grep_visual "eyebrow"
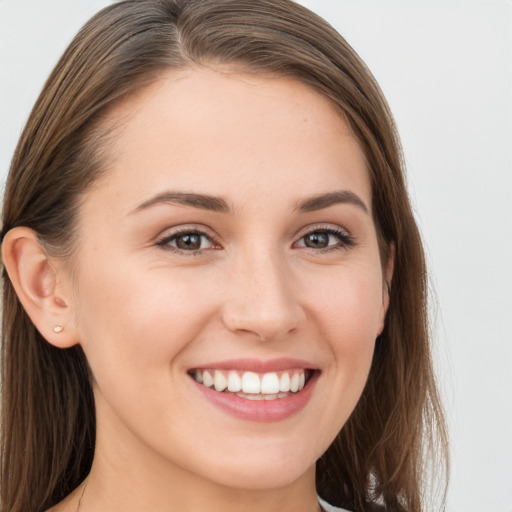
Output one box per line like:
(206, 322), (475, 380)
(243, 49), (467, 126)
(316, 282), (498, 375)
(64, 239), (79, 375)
(131, 189), (368, 215)
(131, 191), (230, 214)
(295, 190), (369, 214)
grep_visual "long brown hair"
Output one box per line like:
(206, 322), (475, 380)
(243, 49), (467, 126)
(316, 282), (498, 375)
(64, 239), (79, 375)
(1, 1), (448, 511)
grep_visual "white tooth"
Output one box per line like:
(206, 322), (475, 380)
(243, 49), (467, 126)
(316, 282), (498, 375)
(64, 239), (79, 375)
(290, 373), (300, 392)
(237, 392), (265, 400)
(195, 370), (203, 384)
(279, 372), (291, 392)
(227, 371), (242, 392)
(242, 372), (261, 393)
(298, 372), (305, 390)
(264, 394), (278, 400)
(277, 392), (289, 399)
(261, 372), (280, 394)
(203, 370), (214, 387)
(214, 370), (227, 392)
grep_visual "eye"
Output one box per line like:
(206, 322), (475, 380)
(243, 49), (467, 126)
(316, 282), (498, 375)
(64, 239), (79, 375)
(295, 227), (354, 252)
(156, 229), (217, 253)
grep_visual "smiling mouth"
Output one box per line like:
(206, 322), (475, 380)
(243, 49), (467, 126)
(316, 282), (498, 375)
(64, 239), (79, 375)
(188, 368), (313, 400)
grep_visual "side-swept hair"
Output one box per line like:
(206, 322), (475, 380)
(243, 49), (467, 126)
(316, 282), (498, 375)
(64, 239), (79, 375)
(1, 1), (448, 511)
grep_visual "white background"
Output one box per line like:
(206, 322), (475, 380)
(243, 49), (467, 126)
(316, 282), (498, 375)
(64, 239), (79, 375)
(1, 1), (511, 511)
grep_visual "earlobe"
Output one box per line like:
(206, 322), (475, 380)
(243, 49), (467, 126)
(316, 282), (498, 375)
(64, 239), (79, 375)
(1, 227), (79, 348)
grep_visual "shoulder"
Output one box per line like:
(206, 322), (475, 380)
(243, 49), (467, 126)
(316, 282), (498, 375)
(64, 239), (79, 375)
(319, 497), (350, 512)
(320, 497), (387, 512)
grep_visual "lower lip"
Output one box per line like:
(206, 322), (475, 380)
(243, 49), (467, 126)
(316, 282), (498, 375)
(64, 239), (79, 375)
(191, 372), (318, 423)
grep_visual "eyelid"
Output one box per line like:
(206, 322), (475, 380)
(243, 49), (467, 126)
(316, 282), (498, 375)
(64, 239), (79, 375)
(294, 223), (351, 239)
(293, 223), (355, 251)
(155, 224), (221, 253)
(154, 222), (354, 255)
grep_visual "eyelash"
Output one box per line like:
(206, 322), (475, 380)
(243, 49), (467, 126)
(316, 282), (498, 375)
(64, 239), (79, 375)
(156, 226), (218, 255)
(156, 225), (355, 255)
(295, 225), (355, 253)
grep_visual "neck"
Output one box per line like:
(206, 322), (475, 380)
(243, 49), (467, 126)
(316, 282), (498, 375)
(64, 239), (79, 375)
(76, 406), (321, 512)
(79, 461), (320, 512)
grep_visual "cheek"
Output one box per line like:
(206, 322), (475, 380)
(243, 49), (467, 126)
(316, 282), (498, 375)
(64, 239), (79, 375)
(294, 207), (389, 357)
(305, 263), (383, 428)
(311, 263), (385, 351)
(74, 253), (217, 387)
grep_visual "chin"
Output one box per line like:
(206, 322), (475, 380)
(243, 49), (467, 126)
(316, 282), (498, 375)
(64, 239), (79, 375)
(187, 437), (320, 491)
(207, 460), (313, 491)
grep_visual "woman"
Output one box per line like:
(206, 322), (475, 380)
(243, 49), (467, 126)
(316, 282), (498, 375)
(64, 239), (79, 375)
(0, 1), (448, 511)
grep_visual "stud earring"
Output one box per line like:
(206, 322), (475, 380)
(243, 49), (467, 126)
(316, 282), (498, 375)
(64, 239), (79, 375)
(53, 325), (64, 333)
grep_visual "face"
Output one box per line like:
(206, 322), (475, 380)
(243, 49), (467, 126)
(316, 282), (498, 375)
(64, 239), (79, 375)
(69, 68), (390, 490)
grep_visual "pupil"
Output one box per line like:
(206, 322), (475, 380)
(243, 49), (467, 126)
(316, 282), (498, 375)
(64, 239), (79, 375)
(305, 232), (328, 248)
(176, 234), (201, 250)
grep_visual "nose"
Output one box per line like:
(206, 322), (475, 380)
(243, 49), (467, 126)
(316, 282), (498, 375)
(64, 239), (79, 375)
(221, 248), (305, 342)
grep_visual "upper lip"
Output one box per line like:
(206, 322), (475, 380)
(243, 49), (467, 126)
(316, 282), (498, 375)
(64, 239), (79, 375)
(189, 358), (319, 373)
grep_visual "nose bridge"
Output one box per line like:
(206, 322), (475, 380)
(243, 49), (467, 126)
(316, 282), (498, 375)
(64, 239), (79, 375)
(222, 242), (304, 341)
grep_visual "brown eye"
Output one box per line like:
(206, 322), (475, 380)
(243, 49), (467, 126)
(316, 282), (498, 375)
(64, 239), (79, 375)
(295, 227), (355, 252)
(175, 233), (203, 250)
(157, 230), (214, 252)
(303, 232), (330, 249)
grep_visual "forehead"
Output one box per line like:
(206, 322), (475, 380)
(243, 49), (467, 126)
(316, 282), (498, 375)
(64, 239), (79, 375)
(86, 67), (371, 216)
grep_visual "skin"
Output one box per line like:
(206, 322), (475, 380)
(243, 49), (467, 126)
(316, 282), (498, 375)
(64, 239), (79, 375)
(4, 68), (392, 512)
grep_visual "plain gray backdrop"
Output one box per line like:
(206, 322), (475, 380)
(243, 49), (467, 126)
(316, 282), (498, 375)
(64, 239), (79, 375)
(1, 1), (511, 511)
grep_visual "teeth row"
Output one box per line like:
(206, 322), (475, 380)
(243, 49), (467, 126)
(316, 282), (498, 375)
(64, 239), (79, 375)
(193, 369), (307, 394)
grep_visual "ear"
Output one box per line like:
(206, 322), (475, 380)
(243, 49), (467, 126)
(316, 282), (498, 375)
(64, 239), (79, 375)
(378, 242), (395, 335)
(2, 227), (79, 348)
